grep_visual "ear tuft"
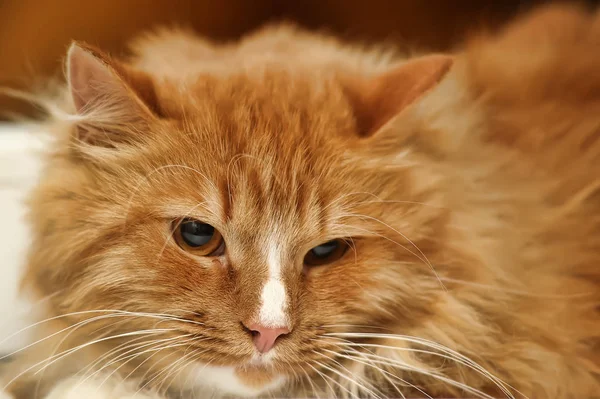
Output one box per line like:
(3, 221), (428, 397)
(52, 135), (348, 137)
(348, 54), (454, 137)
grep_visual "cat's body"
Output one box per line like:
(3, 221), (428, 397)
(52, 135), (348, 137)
(2, 4), (599, 399)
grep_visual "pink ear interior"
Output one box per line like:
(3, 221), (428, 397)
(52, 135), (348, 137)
(67, 44), (124, 113)
(350, 54), (454, 136)
(65, 43), (162, 148)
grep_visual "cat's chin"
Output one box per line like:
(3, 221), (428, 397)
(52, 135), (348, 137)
(180, 362), (286, 397)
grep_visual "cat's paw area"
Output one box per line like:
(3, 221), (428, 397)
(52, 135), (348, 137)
(44, 377), (162, 399)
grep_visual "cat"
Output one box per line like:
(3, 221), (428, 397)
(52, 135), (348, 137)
(1, 3), (599, 399)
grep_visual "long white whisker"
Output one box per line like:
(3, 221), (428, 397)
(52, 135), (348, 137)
(35, 329), (177, 375)
(322, 341), (455, 371)
(76, 333), (163, 379)
(0, 310), (132, 352)
(342, 214), (446, 291)
(326, 332), (518, 399)
(324, 191), (445, 219)
(312, 350), (382, 399)
(95, 338), (201, 394)
(136, 345), (205, 394)
(3, 328), (174, 391)
(341, 350), (498, 399)
(321, 347), (430, 399)
(0, 309), (205, 361)
(152, 338), (199, 392)
(307, 362), (354, 399)
(81, 335), (196, 389)
(321, 324), (392, 331)
(155, 346), (205, 395)
(300, 364), (323, 398)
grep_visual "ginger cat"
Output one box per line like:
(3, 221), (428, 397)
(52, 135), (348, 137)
(2, 3), (599, 399)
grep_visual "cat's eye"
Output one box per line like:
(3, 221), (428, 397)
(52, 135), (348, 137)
(304, 239), (349, 266)
(173, 218), (225, 256)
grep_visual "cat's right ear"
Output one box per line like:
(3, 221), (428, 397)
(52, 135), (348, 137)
(346, 54), (454, 138)
(66, 42), (160, 147)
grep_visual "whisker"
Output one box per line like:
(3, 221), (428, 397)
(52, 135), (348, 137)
(321, 347), (430, 399)
(0, 310), (129, 351)
(341, 350), (499, 399)
(299, 363), (323, 399)
(319, 340), (455, 372)
(306, 362), (353, 399)
(321, 324), (392, 332)
(0, 309), (206, 360)
(137, 346), (205, 395)
(313, 352), (382, 399)
(35, 329), (177, 376)
(102, 340), (200, 395)
(77, 326), (183, 373)
(325, 332), (518, 399)
(156, 347), (205, 395)
(32, 314), (151, 397)
(80, 335), (196, 389)
(3, 328), (174, 391)
(324, 191), (445, 216)
(152, 338), (199, 393)
(343, 214), (446, 291)
(71, 334), (156, 384)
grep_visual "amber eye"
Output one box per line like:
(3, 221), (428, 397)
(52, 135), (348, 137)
(174, 218), (225, 256)
(304, 239), (349, 266)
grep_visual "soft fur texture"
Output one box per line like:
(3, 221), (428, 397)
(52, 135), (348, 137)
(2, 4), (599, 399)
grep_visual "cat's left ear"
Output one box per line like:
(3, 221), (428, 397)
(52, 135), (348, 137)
(347, 54), (454, 137)
(66, 42), (160, 147)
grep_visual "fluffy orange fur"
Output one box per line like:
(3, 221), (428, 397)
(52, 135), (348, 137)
(2, 3), (599, 398)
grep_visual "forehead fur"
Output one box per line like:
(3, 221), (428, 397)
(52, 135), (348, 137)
(121, 64), (417, 237)
(154, 65), (359, 176)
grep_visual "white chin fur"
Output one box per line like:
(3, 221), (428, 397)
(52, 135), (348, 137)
(41, 364), (285, 399)
(177, 362), (287, 397)
(44, 376), (161, 399)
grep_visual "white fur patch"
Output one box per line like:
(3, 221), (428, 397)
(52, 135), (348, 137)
(183, 363), (286, 397)
(258, 242), (288, 327)
(259, 279), (287, 326)
(44, 376), (160, 399)
(250, 348), (276, 365)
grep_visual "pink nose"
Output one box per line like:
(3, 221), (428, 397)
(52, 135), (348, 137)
(245, 323), (290, 353)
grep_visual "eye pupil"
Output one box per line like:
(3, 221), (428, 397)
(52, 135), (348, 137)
(304, 239), (348, 267)
(311, 240), (338, 258)
(173, 218), (224, 256)
(181, 221), (214, 247)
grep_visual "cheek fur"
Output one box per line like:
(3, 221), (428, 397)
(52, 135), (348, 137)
(301, 238), (442, 328)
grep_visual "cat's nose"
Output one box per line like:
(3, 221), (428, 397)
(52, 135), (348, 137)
(244, 322), (290, 353)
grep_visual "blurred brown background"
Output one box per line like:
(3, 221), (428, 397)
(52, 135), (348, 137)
(0, 0), (596, 118)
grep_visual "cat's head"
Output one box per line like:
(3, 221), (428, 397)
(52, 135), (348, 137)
(24, 39), (457, 396)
